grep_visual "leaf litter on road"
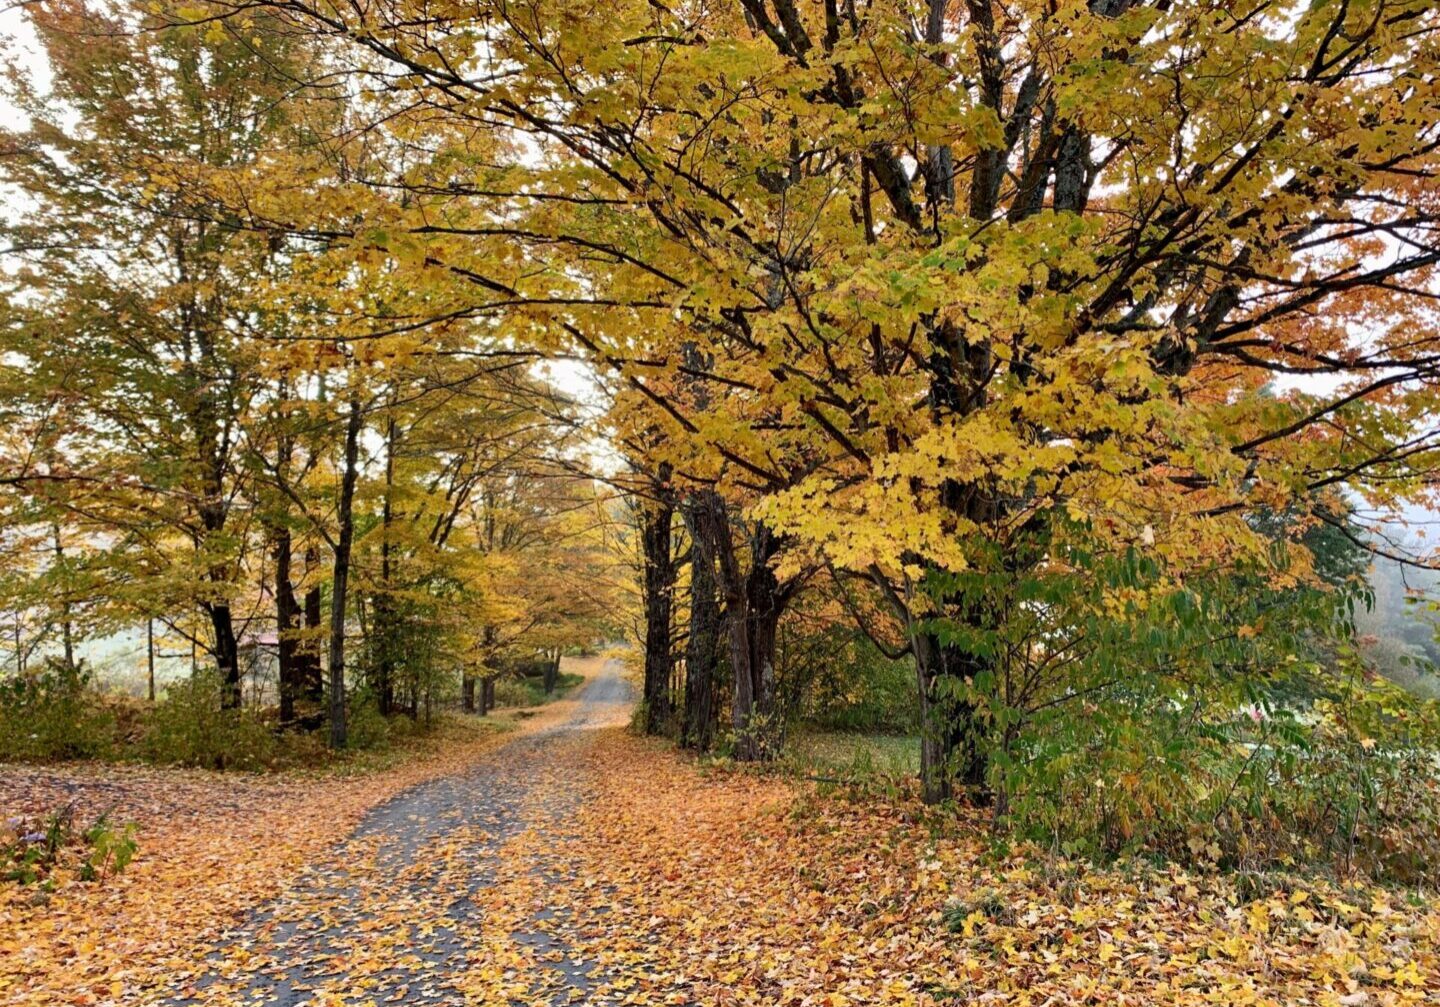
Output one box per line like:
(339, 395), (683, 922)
(4, 661), (1437, 1007)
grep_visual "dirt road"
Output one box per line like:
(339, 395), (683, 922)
(171, 660), (634, 1006)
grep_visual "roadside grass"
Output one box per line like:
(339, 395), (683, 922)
(313, 710), (519, 777)
(1, 660), (598, 776)
(782, 729), (920, 783)
(493, 671), (586, 710)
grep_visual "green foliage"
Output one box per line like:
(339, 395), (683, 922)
(78, 813), (139, 881)
(785, 731), (919, 782)
(493, 672), (583, 709)
(1007, 671), (1440, 885)
(2, 803), (138, 887)
(1252, 680), (1440, 884)
(0, 659), (116, 761)
(955, 528), (1440, 884)
(795, 635), (917, 734)
(343, 691), (394, 751)
(141, 672), (282, 770)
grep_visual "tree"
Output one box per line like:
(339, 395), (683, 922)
(197, 0), (1440, 796)
(679, 497), (724, 751)
(0, 0), (338, 708)
(636, 466), (678, 735)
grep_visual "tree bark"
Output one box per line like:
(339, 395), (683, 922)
(272, 525), (302, 724)
(462, 672), (477, 713)
(543, 648), (560, 695)
(372, 408), (397, 716)
(300, 547), (324, 705)
(146, 618), (156, 702)
(208, 603), (241, 709)
(910, 629), (987, 804)
(640, 475), (676, 735)
(326, 394), (363, 749)
(692, 493), (790, 761)
(680, 498), (721, 751)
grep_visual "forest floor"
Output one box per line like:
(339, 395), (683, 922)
(3, 659), (1438, 1007)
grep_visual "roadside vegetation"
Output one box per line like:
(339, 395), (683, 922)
(2, 0), (1440, 1002)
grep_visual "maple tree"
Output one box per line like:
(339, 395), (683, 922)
(142, 0), (1440, 799)
(0, 0), (304, 707)
(6, 2), (1440, 1002)
(0, 0), (619, 753)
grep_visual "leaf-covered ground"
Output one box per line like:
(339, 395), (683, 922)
(3, 660), (1437, 1006)
(0, 658), (607, 1007)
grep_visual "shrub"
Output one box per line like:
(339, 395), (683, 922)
(78, 812), (138, 881)
(493, 671), (583, 709)
(1249, 683), (1440, 883)
(2, 803), (137, 887)
(142, 671), (280, 770)
(952, 531), (1440, 886)
(0, 659), (116, 761)
(798, 638), (917, 734)
(998, 668), (1440, 885)
(344, 692), (393, 750)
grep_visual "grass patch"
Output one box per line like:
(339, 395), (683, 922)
(783, 730), (919, 781)
(492, 671), (585, 709)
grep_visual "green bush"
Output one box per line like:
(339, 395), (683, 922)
(931, 528), (1440, 886)
(997, 660), (1440, 885)
(344, 692), (393, 750)
(142, 671), (280, 770)
(2, 803), (137, 887)
(0, 659), (116, 761)
(493, 672), (583, 708)
(1248, 684), (1440, 883)
(797, 636), (917, 734)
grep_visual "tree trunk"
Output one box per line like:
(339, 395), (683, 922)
(462, 672), (477, 713)
(692, 493), (788, 761)
(543, 648), (560, 695)
(640, 475), (676, 735)
(209, 603), (242, 710)
(910, 630), (987, 805)
(326, 394), (363, 749)
(373, 409), (397, 716)
(301, 561), (323, 705)
(680, 499), (721, 751)
(272, 525), (302, 724)
(911, 317), (998, 803)
(481, 675), (495, 715)
(725, 569), (783, 762)
(146, 618), (156, 702)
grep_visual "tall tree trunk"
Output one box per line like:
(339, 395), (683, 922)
(146, 618), (156, 702)
(272, 525), (302, 724)
(190, 345), (240, 709)
(909, 316), (997, 803)
(372, 409), (397, 716)
(680, 499), (721, 751)
(693, 493), (789, 761)
(301, 547), (324, 705)
(910, 630), (987, 804)
(209, 603), (241, 709)
(543, 648), (560, 695)
(640, 475), (676, 735)
(462, 673), (477, 713)
(326, 394), (363, 749)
